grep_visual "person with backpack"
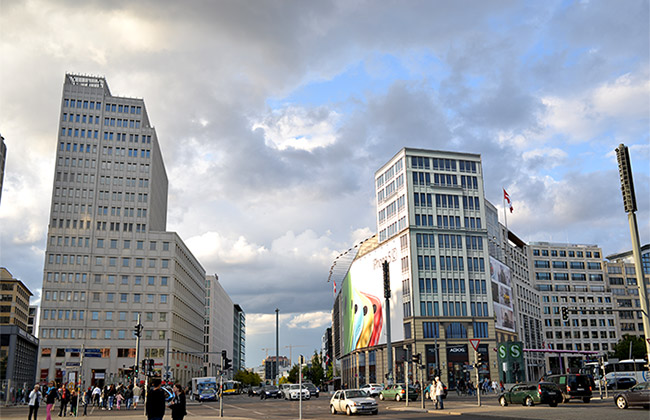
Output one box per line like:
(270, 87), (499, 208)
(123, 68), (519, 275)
(58, 386), (69, 417)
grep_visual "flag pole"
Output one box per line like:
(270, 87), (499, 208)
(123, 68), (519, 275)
(502, 189), (508, 232)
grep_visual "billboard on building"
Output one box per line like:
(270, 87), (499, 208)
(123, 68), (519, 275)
(339, 236), (405, 355)
(490, 256), (515, 332)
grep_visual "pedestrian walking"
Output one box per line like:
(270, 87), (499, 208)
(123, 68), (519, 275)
(58, 386), (69, 417)
(133, 383), (142, 409)
(146, 378), (166, 420)
(434, 377), (445, 410)
(28, 384), (42, 420)
(45, 382), (58, 420)
(125, 385), (134, 410)
(82, 388), (91, 416)
(168, 384), (186, 420)
(69, 391), (77, 417)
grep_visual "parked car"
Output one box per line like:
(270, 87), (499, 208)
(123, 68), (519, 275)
(607, 377), (637, 390)
(423, 382), (448, 400)
(614, 381), (650, 409)
(498, 382), (562, 407)
(303, 383), (319, 398)
(545, 373), (593, 403)
(260, 385), (281, 399)
(379, 384), (418, 401)
(360, 383), (384, 397)
(286, 384), (310, 400)
(330, 389), (378, 415)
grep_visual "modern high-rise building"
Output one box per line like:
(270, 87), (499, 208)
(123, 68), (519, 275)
(233, 304), (245, 372)
(605, 244), (650, 340)
(0, 268), (39, 390)
(485, 201), (544, 380)
(38, 74), (206, 387)
(528, 242), (618, 373)
(204, 275), (245, 376)
(333, 148), (498, 389)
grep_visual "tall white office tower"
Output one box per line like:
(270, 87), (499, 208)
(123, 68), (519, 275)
(38, 74), (206, 387)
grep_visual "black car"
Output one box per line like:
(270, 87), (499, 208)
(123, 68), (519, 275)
(260, 385), (281, 399)
(607, 377), (637, 390)
(248, 386), (262, 397)
(545, 374), (593, 403)
(498, 382), (563, 407)
(304, 383), (319, 398)
(614, 381), (650, 409)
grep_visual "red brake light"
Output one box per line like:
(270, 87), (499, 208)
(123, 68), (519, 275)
(538, 384), (542, 394)
(567, 386), (571, 392)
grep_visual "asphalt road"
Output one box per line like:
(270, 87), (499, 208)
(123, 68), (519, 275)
(1, 392), (648, 420)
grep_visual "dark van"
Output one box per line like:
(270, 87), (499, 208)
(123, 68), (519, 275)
(545, 374), (593, 403)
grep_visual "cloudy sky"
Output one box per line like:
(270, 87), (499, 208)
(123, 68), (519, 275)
(1, 0), (649, 368)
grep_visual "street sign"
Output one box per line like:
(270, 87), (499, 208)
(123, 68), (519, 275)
(85, 348), (101, 353)
(66, 348), (81, 352)
(469, 339), (480, 351)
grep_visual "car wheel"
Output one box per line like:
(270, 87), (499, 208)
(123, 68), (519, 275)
(583, 397), (590, 403)
(372, 409), (378, 415)
(330, 405), (336, 415)
(346, 405), (352, 416)
(549, 402), (558, 407)
(379, 394), (384, 401)
(616, 396), (628, 409)
(525, 396), (534, 407)
(499, 396), (508, 407)
(395, 394), (401, 401)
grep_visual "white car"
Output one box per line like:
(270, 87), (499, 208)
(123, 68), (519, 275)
(330, 389), (378, 415)
(286, 384), (310, 400)
(360, 383), (384, 397)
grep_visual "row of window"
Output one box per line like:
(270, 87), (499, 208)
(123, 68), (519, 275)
(45, 272), (169, 288)
(417, 277), (488, 295)
(57, 155), (96, 169)
(376, 158), (404, 188)
(103, 102), (143, 114)
(103, 132), (152, 143)
(534, 260), (601, 270)
(47, 253), (169, 268)
(63, 99), (102, 110)
(43, 290), (168, 304)
(102, 146), (151, 158)
(376, 174), (404, 203)
(416, 233), (483, 250)
(41, 328), (164, 340)
(532, 249), (601, 258)
(48, 238), (170, 250)
(411, 157), (478, 173)
(60, 127), (100, 139)
(62, 113), (100, 125)
(378, 195), (406, 223)
(547, 343), (610, 351)
(103, 118), (141, 129)
(535, 272), (603, 281)
(536, 284), (606, 292)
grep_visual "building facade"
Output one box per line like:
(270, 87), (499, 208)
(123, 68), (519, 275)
(38, 74), (205, 387)
(233, 304), (245, 372)
(485, 201), (544, 380)
(528, 242), (618, 373)
(605, 244), (650, 340)
(333, 148), (498, 389)
(0, 268), (39, 391)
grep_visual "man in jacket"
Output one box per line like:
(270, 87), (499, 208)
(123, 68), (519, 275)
(28, 384), (42, 420)
(146, 379), (166, 420)
(434, 377), (445, 410)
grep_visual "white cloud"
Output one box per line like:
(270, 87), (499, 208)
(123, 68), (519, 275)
(252, 106), (340, 151)
(185, 232), (267, 265)
(286, 311), (331, 329)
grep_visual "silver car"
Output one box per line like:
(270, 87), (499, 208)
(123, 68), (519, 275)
(330, 389), (378, 415)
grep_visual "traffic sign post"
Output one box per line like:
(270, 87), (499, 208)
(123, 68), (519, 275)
(470, 339), (481, 407)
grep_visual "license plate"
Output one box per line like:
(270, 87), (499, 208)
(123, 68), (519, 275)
(577, 388), (584, 391)
(548, 392), (556, 395)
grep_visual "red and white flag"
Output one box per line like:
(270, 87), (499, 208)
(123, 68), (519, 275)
(333, 278), (337, 296)
(503, 189), (513, 213)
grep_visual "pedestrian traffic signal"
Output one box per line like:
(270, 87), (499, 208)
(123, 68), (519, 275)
(561, 306), (568, 321)
(411, 353), (421, 364)
(134, 323), (143, 338)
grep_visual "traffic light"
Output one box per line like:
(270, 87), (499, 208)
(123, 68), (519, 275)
(411, 353), (421, 365)
(476, 352), (483, 365)
(141, 359), (148, 373)
(134, 323), (143, 338)
(562, 306), (568, 321)
(615, 144), (637, 213)
(224, 357), (232, 370)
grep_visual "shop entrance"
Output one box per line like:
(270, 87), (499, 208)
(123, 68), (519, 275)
(446, 344), (469, 390)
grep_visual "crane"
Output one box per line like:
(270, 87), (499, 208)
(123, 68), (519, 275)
(284, 344), (307, 367)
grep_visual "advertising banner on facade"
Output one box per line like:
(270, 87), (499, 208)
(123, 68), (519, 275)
(340, 236), (405, 355)
(489, 256), (515, 332)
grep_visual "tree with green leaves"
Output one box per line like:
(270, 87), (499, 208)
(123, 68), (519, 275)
(233, 369), (262, 386)
(609, 334), (647, 360)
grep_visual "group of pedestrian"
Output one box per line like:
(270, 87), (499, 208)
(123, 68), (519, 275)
(145, 379), (186, 420)
(429, 376), (446, 410)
